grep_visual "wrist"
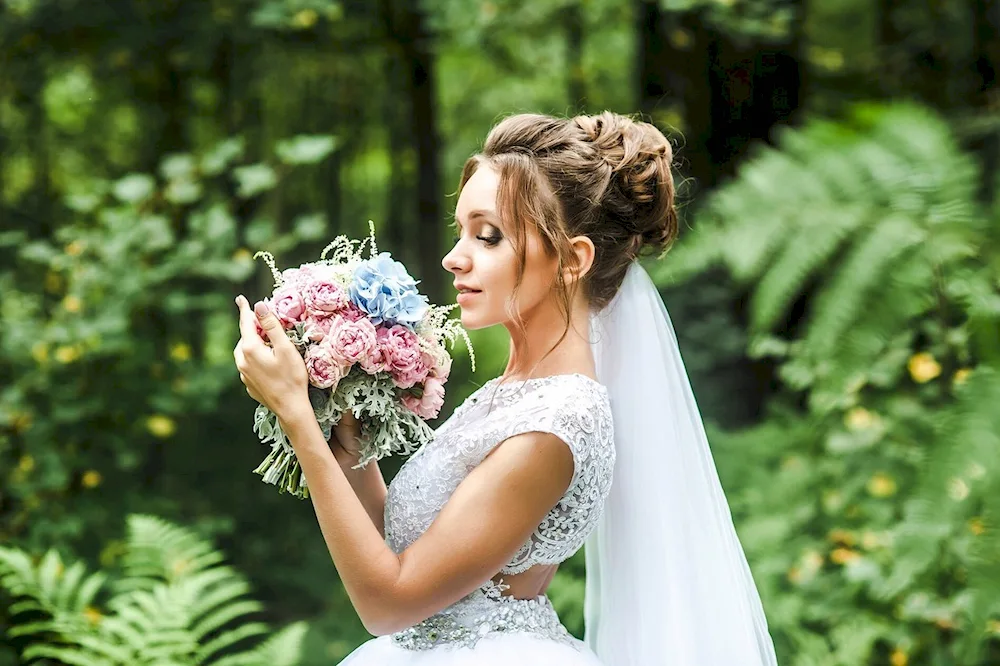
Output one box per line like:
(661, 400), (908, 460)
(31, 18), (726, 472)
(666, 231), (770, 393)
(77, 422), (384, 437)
(276, 399), (317, 438)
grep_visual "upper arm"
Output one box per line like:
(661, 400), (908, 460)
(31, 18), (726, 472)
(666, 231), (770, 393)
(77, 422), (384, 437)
(379, 430), (575, 633)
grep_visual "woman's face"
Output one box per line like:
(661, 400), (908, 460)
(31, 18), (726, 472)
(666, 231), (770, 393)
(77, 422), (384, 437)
(442, 165), (559, 331)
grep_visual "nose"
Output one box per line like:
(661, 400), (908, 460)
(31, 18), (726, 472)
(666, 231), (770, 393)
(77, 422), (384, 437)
(442, 242), (471, 275)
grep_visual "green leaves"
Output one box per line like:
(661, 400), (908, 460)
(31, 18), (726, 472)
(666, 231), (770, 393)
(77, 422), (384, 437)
(0, 515), (309, 666)
(275, 135), (338, 166)
(656, 102), (1000, 664)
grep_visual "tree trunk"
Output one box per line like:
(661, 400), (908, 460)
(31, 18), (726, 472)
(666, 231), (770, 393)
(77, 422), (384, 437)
(565, 3), (586, 111)
(971, 0), (1000, 203)
(397, 3), (444, 304)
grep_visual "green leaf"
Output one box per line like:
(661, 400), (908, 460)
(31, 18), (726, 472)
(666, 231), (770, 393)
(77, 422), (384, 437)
(275, 135), (338, 165)
(112, 174), (156, 204)
(293, 212), (328, 241)
(201, 137), (246, 176)
(233, 164), (278, 198)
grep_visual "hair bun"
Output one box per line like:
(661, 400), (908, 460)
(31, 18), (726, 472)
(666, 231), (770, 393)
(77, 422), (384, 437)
(573, 112), (677, 256)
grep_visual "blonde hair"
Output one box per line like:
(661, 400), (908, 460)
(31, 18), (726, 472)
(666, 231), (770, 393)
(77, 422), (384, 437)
(458, 111), (678, 374)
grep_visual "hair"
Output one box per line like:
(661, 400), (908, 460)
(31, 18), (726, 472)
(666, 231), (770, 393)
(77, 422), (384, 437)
(458, 111), (679, 376)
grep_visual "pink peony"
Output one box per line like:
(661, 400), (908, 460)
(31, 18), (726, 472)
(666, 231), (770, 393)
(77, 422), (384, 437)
(305, 344), (347, 390)
(340, 303), (367, 322)
(325, 315), (378, 365)
(303, 278), (349, 316)
(359, 327), (392, 374)
(272, 287), (307, 327)
(423, 349), (452, 381)
(402, 377), (445, 420)
(381, 325), (430, 389)
(281, 265), (316, 288)
(303, 313), (337, 343)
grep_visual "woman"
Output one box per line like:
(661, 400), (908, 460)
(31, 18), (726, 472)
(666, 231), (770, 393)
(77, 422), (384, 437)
(234, 111), (779, 665)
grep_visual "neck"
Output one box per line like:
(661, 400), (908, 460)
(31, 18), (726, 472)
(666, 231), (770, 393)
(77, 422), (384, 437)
(501, 296), (595, 381)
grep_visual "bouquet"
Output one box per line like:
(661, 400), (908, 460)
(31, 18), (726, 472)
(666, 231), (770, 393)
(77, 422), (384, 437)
(249, 222), (474, 498)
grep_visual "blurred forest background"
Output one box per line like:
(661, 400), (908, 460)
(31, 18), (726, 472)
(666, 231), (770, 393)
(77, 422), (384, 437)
(1, 0), (999, 664)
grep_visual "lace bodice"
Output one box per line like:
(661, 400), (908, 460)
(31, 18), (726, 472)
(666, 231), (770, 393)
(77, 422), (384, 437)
(384, 373), (616, 575)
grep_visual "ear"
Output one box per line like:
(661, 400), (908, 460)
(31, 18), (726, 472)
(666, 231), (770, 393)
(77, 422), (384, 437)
(564, 235), (596, 285)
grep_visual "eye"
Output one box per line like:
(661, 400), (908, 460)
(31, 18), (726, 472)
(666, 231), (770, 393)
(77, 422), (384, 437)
(476, 233), (502, 247)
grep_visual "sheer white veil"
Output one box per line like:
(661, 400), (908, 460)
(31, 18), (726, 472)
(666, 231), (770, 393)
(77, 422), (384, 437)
(584, 261), (779, 665)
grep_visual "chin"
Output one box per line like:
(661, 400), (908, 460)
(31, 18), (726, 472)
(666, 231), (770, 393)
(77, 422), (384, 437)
(458, 309), (495, 331)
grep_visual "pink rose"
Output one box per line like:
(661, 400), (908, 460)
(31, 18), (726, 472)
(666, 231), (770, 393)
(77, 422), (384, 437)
(303, 279), (348, 316)
(381, 325), (429, 389)
(325, 315), (378, 365)
(305, 344), (347, 390)
(272, 287), (307, 327)
(303, 313), (337, 343)
(402, 377), (445, 420)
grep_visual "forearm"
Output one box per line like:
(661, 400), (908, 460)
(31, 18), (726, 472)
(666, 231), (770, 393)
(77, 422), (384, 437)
(331, 445), (387, 537)
(280, 408), (401, 632)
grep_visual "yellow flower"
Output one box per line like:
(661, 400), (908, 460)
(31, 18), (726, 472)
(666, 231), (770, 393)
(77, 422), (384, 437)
(781, 455), (803, 471)
(62, 295), (82, 313)
(953, 368), (972, 385)
(988, 620), (1000, 635)
(861, 531), (883, 550)
(12, 412), (33, 434)
(908, 352), (941, 383)
(867, 472), (897, 498)
(83, 606), (102, 625)
(786, 566), (802, 584)
(65, 240), (85, 256)
(828, 528), (857, 546)
(81, 470), (102, 489)
(830, 548), (860, 565)
(292, 8), (318, 28)
(146, 415), (176, 439)
(948, 477), (970, 501)
(844, 407), (875, 431)
(18, 455), (35, 473)
(31, 342), (49, 364)
(232, 248), (252, 263)
(890, 648), (908, 666)
(54, 345), (82, 364)
(169, 342), (191, 362)
(968, 517), (985, 536)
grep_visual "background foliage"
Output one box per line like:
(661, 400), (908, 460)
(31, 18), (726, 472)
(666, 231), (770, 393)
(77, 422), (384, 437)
(1, 0), (998, 664)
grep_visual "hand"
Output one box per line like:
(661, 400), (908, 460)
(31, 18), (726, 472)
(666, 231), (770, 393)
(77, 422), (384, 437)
(233, 294), (309, 423)
(330, 410), (363, 459)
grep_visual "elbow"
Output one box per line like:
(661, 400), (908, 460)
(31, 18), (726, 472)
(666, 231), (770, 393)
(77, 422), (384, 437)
(355, 582), (412, 637)
(360, 610), (408, 637)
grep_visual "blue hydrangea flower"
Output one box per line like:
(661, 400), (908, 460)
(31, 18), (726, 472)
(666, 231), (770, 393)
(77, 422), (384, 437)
(349, 252), (429, 328)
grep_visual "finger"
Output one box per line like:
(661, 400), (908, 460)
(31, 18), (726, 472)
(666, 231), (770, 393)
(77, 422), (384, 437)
(253, 300), (293, 350)
(234, 344), (247, 372)
(236, 296), (264, 350)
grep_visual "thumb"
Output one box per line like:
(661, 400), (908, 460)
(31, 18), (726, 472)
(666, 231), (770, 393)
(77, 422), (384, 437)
(254, 301), (290, 343)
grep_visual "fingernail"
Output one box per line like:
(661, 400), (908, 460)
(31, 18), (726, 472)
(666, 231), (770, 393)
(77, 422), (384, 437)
(254, 301), (268, 317)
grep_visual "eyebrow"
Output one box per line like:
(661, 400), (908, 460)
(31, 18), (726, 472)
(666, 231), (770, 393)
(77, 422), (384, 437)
(454, 209), (500, 228)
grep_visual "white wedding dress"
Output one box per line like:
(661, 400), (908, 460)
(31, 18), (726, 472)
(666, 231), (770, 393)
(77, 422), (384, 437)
(340, 373), (616, 664)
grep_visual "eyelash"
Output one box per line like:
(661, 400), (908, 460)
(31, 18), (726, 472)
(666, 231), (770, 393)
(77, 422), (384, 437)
(452, 231), (502, 247)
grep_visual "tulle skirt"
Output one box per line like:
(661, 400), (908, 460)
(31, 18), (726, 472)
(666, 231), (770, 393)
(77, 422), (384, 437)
(339, 633), (603, 665)
(338, 594), (604, 665)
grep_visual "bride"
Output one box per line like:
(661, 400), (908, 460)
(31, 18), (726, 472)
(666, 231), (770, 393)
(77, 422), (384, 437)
(233, 111), (779, 665)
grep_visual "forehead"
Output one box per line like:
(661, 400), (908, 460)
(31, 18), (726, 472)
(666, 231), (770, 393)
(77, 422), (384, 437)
(456, 165), (500, 220)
